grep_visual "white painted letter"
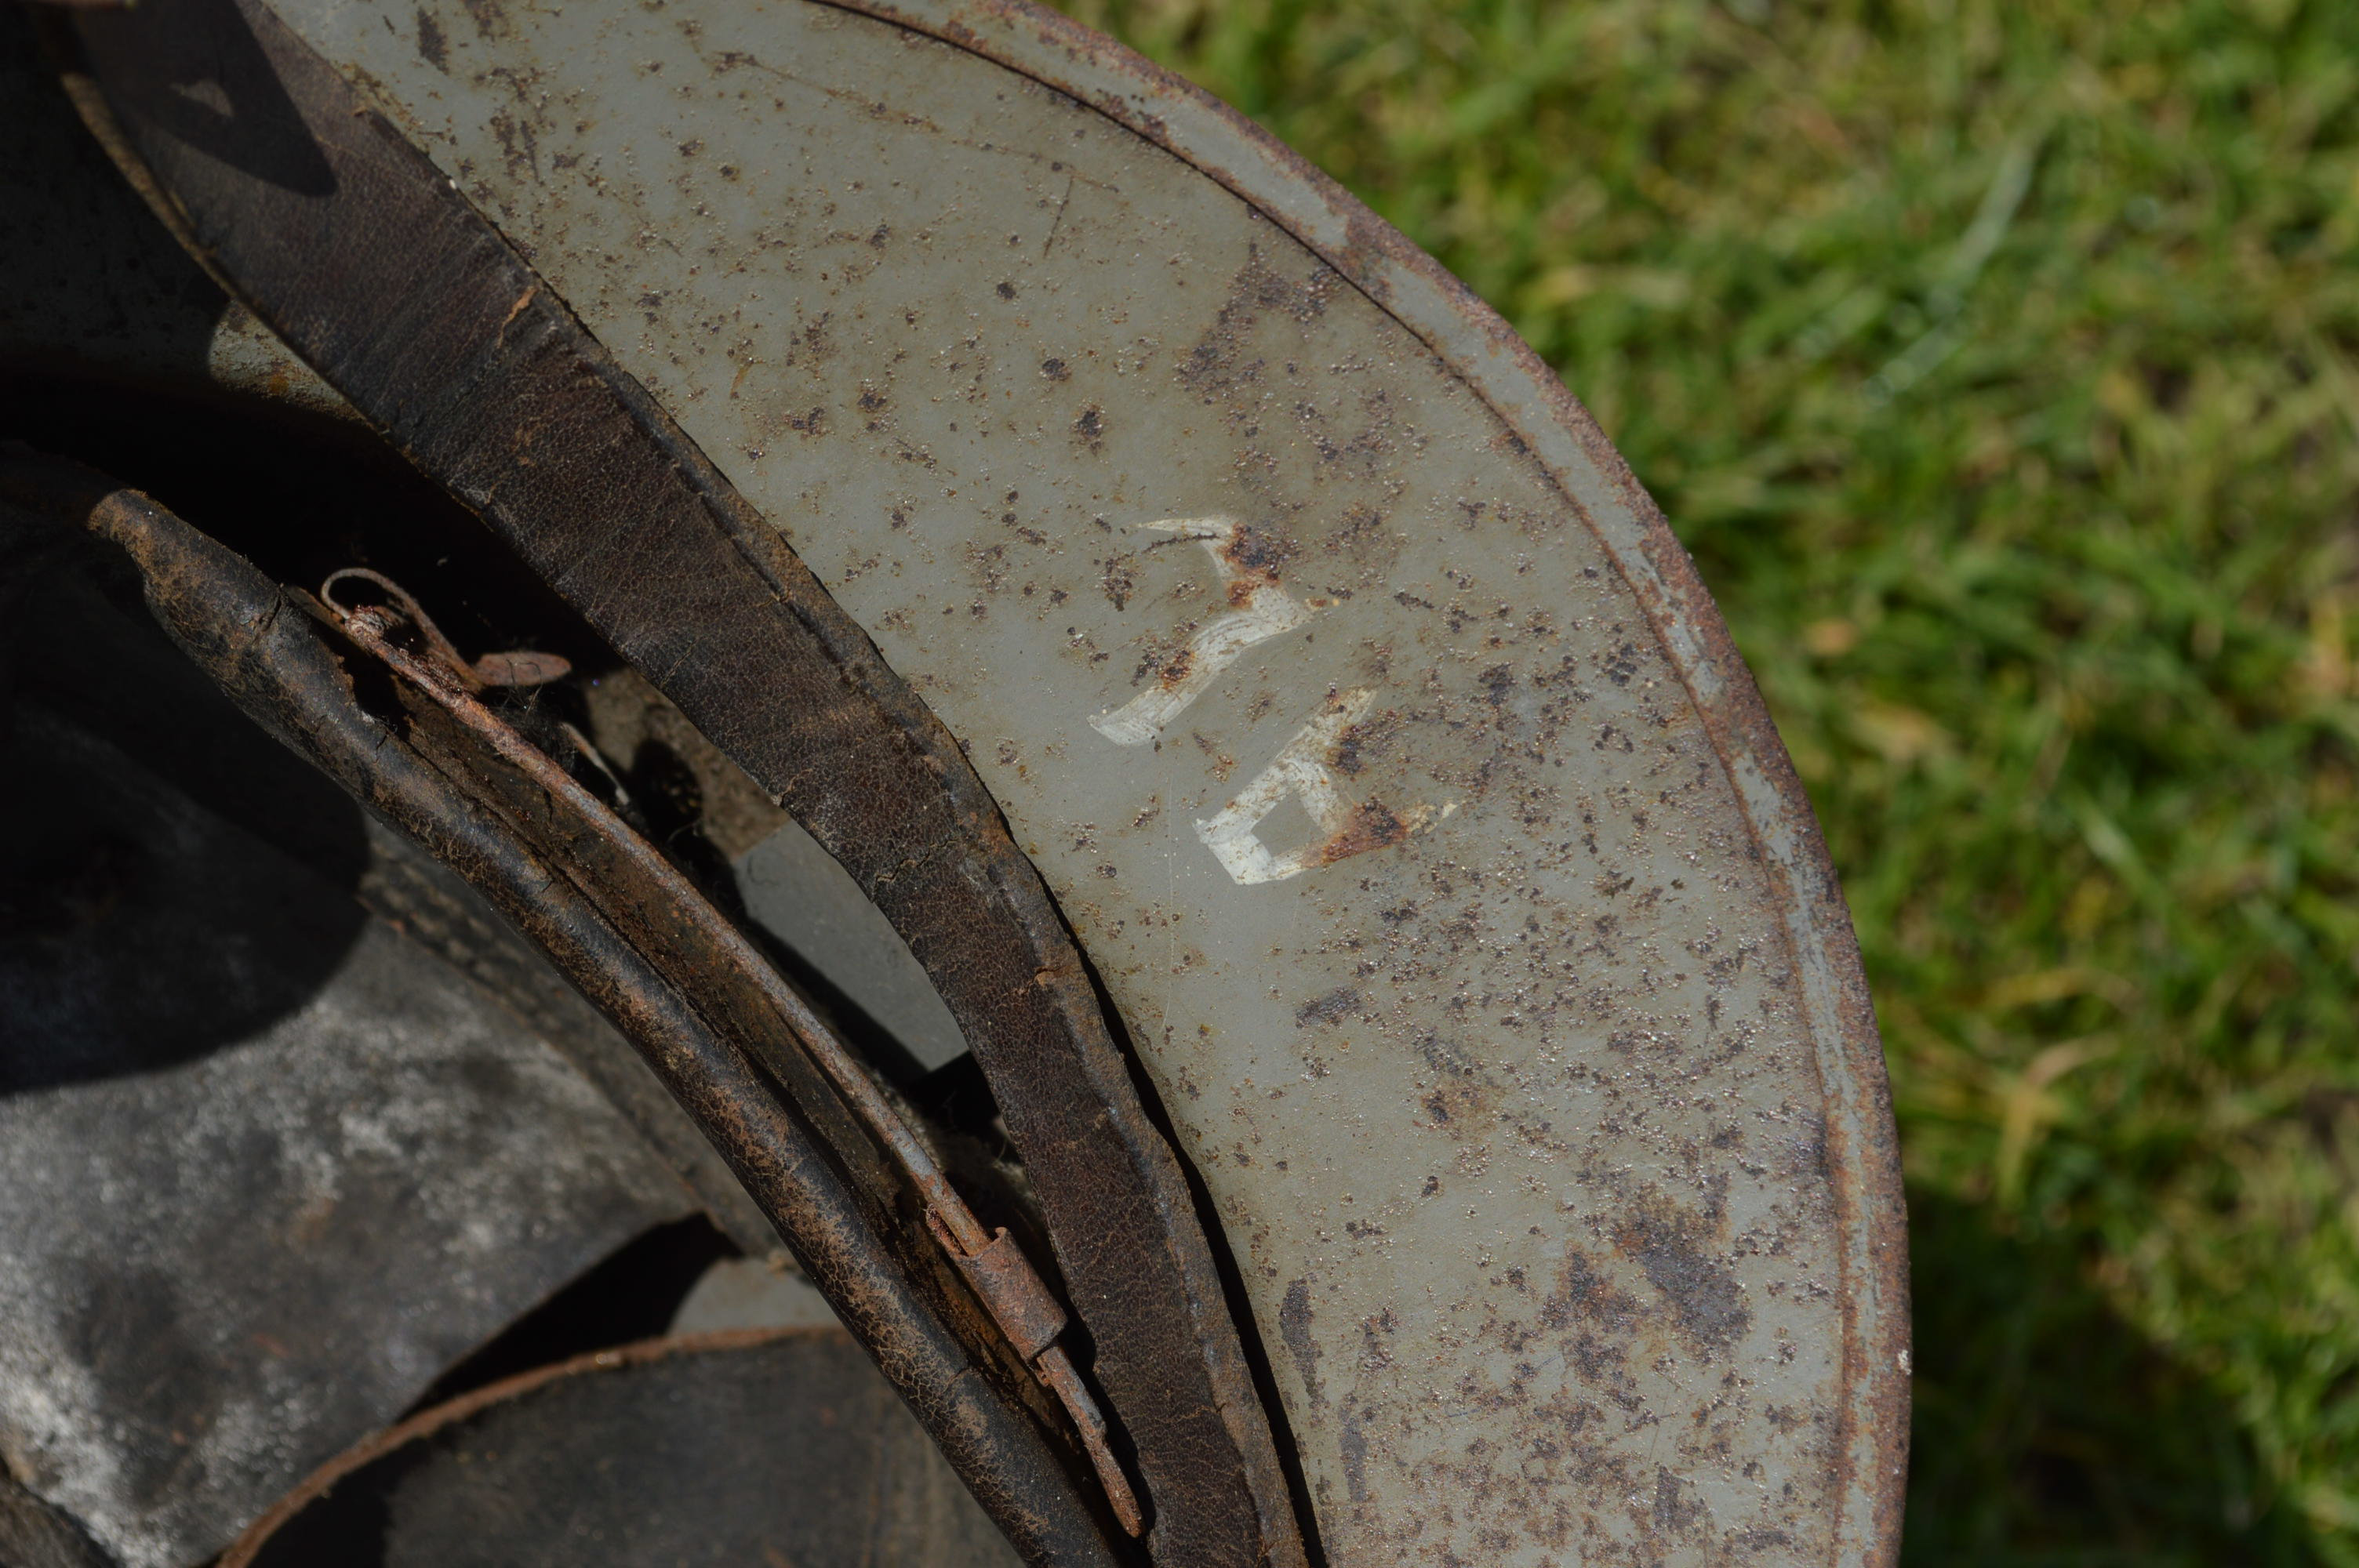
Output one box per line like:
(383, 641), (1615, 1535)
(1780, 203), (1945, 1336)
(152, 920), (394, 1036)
(1090, 517), (1315, 746)
(1196, 690), (1434, 885)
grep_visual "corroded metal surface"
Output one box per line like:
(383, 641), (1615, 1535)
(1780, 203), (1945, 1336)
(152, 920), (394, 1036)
(237, 2), (1907, 1560)
(24, 0), (1906, 1559)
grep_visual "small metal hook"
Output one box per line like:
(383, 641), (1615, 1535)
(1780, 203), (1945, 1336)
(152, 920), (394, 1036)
(319, 567), (571, 690)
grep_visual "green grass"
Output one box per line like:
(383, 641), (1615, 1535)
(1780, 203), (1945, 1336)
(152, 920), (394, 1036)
(1049, 0), (2359, 1559)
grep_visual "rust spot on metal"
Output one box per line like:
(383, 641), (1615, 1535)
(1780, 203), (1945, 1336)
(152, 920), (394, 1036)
(1212, 520), (1290, 584)
(1335, 1401), (1369, 1504)
(1276, 1279), (1321, 1407)
(1654, 1467), (1706, 1534)
(1612, 1195), (1751, 1356)
(1538, 1251), (1638, 1332)
(1329, 709), (1399, 777)
(1098, 554), (1135, 611)
(413, 7), (449, 69)
(1315, 799), (1405, 866)
(1291, 987), (1356, 1029)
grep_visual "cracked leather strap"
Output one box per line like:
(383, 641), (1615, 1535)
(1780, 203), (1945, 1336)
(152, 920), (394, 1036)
(60, 4), (1305, 1565)
(0, 451), (1118, 1566)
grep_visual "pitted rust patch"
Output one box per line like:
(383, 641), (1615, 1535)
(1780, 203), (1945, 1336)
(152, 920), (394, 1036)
(1537, 1250), (1638, 1334)
(1652, 1467), (1705, 1534)
(1097, 554), (1136, 612)
(457, 0), (506, 40)
(1416, 1034), (1475, 1079)
(1335, 1398), (1368, 1504)
(1316, 800), (1406, 866)
(1215, 521), (1293, 584)
(1329, 707), (1399, 777)
(413, 7), (449, 69)
(1292, 987), (1358, 1029)
(1615, 1194), (1750, 1355)
(1180, 247), (1339, 406)
(1278, 1278), (1323, 1407)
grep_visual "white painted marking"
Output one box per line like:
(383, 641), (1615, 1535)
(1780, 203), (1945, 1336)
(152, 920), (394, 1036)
(1196, 690), (1435, 885)
(1090, 517), (1316, 745)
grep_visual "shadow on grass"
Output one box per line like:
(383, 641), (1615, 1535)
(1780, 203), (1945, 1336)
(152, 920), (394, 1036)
(1904, 1185), (2318, 1567)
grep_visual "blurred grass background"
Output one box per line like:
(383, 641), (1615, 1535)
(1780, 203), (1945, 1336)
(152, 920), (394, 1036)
(1048, 0), (2359, 1560)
